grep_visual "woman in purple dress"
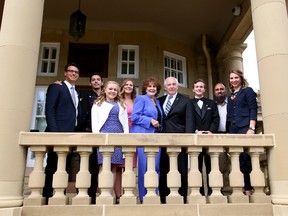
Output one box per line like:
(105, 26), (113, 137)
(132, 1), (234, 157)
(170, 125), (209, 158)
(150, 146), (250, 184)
(91, 81), (129, 203)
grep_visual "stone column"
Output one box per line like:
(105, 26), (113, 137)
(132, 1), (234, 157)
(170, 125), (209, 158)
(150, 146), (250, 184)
(250, 0), (288, 210)
(0, 0), (44, 207)
(217, 43), (247, 84)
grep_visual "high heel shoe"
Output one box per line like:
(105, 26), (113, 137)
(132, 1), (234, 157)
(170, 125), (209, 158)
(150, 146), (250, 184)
(115, 197), (120, 204)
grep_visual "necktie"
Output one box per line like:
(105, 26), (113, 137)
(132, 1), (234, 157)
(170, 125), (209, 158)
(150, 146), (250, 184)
(70, 86), (77, 107)
(165, 95), (173, 115)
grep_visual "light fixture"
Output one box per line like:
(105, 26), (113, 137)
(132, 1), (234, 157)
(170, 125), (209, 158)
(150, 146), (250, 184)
(69, 0), (86, 41)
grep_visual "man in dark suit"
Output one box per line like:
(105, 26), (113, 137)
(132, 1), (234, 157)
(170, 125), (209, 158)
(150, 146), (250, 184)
(192, 79), (219, 196)
(43, 62), (81, 203)
(80, 73), (103, 204)
(158, 76), (195, 204)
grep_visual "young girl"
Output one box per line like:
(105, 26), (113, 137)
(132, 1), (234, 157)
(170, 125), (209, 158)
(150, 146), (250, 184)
(91, 81), (129, 203)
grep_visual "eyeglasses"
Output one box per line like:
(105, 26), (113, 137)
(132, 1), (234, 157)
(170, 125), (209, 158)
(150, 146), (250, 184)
(66, 69), (79, 74)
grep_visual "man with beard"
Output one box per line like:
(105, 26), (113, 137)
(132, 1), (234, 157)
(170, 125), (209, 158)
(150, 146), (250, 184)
(214, 83), (232, 195)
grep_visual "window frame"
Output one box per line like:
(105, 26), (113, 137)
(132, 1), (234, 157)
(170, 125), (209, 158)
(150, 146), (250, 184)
(117, 45), (139, 78)
(37, 43), (60, 76)
(163, 51), (187, 88)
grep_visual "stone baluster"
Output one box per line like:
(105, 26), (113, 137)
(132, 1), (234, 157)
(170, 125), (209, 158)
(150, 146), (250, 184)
(23, 146), (46, 206)
(208, 147), (227, 203)
(48, 147), (70, 205)
(96, 146), (114, 205)
(187, 146), (205, 204)
(166, 147), (182, 204)
(228, 147), (249, 203)
(72, 146), (92, 205)
(121, 147), (137, 205)
(143, 147), (160, 204)
(249, 147), (271, 203)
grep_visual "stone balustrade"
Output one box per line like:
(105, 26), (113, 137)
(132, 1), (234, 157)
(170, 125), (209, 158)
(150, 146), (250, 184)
(19, 132), (274, 206)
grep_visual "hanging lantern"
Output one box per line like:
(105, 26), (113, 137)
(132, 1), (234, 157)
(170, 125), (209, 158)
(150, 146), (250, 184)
(69, 0), (86, 41)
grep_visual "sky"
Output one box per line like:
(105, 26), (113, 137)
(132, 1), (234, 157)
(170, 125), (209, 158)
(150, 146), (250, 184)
(242, 31), (260, 92)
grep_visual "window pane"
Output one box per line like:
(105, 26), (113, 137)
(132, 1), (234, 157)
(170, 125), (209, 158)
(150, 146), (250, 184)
(171, 70), (176, 77)
(177, 60), (183, 71)
(122, 50), (128, 61)
(165, 69), (170, 78)
(51, 48), (57, 59)
(178, 73), (183, 84)
(43, 48), (49, 59)
(37, 90), (46, 102)
(128, 63), (135, 74)
(164, 56), (170, 67)
(35, 118), (47, 132)
(36, 103), (44, 115)
(129, 50), (135, 61)
(41, 61), (48, 73)
(121, 63), (127, 74)
(171, 58), (176, 69)
(49, 62), (55, 73)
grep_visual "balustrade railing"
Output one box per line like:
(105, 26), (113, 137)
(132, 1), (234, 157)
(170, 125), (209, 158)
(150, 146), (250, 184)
(19, 132), (274, 206)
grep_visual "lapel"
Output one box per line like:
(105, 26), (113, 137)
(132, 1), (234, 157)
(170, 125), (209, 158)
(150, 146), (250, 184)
(62, 81), (75, 107)
(201, 98), (208, 119)
(193, 98), (202, 117)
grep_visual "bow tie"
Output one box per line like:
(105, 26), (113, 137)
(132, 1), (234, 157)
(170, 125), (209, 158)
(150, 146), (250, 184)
(195, 98), (204, 102)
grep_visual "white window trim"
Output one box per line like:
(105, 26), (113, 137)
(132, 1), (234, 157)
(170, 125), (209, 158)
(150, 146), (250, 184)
(164, 51), (187, 88)
(117, 45), (139, 78)
(37, 43), (60, 77)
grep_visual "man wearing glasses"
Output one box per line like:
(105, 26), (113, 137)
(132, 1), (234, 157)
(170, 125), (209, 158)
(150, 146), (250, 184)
(43, 62), (81, 203)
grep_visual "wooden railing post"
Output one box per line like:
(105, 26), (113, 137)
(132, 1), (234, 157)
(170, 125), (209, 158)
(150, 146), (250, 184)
(23, 146), (46, 206)
(208, 147), (227, 203)
(143, 147), (160, 204)
(121, 147), (137, 205)
(166, 147), (182, 204)
(249, 147), (271, 203)
(228, 147), (249, 203)
(48, 147), (70, 205)
(96, 146), (114, 205)
(72, 146), (92, 205)
(187, 146), (206, 204)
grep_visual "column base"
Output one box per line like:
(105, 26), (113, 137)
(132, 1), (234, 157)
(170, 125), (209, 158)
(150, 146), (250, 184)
(48, 197), (68, 205)
(228, 194), (249, 203)
(119, 196), (137, 205)
(96, 196), (114, 205)
(187, 195), (206, 204)
(208, 195), (228, 203)
(23, 197), (45, 206)
(72, 196), (91, 205)
(166, 195), (183, 204)
(143, 196), (160, 204)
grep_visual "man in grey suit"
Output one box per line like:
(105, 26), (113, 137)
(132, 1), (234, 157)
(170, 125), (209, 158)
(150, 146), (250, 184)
(158, 77), (195, 204)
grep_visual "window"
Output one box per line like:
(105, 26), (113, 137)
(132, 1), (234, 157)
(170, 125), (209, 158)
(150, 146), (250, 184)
(30, 86), (47, 132)
(37, 43), (60, 76)
(164, 51), (187, 88)
(117, 45), (139, 78)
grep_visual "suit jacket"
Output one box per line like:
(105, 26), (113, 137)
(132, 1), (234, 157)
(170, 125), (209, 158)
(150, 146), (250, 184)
(45, 81), (81, 132)
(130, 94), (163, 133)
(91, 101), (129, 133)
(79, 90), (98, 132)
(227, 87), (257, 128)
(192, 97), (219, 133)
(158, 93), (195, 133)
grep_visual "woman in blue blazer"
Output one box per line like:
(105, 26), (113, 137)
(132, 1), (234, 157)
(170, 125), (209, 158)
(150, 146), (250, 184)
(227, 69), (258, 195)
(130, 77), (164, 203)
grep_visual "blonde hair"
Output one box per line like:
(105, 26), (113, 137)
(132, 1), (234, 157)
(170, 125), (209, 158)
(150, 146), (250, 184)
(96, 81), (125, 108)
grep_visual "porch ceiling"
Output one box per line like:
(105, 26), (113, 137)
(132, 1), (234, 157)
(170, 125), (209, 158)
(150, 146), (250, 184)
(42, 0), (249, 46)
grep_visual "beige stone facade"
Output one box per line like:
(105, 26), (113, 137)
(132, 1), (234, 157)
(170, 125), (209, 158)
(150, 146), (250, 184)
(1, 0), (288, 215)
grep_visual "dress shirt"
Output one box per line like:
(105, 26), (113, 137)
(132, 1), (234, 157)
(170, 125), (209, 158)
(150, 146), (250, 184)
(217, 98), (227, 132)
(163, 93), (177, 111)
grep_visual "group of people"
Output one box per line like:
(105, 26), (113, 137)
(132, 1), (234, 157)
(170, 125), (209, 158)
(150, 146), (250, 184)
(44, 62), (257, 204)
